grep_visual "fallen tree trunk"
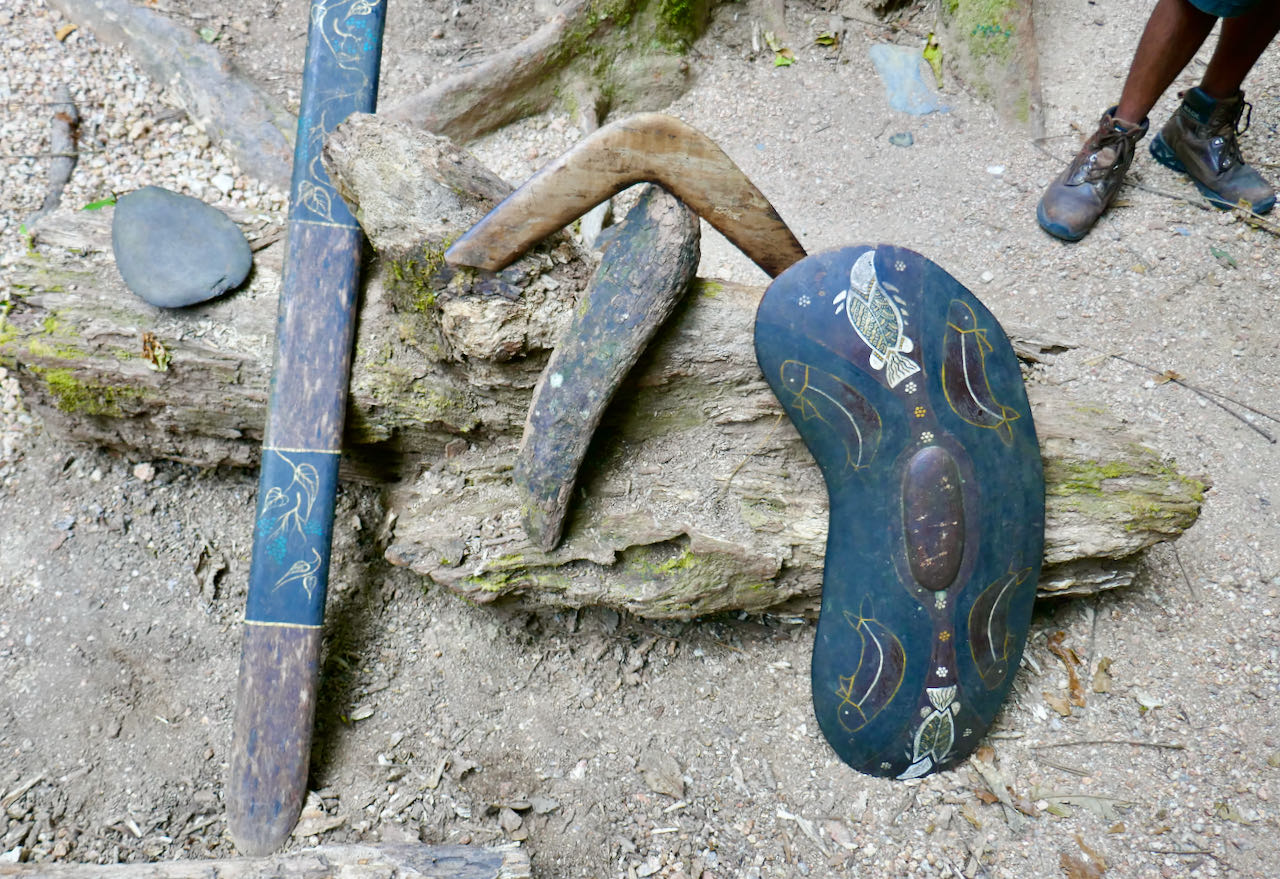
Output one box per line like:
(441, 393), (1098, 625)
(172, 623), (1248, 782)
(0, 843), (529, 878)
(0, 117), (1206, 617)
(48, 0), (295, 190)
(384, 0), (711, 143)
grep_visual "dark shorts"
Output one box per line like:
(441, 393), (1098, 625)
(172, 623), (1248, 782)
(1190, 0), (1265, 16)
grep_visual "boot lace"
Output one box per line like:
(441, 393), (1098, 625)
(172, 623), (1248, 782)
(1207, 98), (1252, 171)
(1074, 122), (1137, 184)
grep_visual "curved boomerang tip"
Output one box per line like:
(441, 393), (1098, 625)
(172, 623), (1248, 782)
(443, 112), (807, 277)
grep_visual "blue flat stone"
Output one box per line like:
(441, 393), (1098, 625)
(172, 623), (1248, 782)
(111, 185), (252, 308)
(869, 43), (947, 116)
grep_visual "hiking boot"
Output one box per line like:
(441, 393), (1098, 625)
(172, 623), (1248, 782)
(1150, 88), (1275, 213)
(1037, 108), (1149, 242)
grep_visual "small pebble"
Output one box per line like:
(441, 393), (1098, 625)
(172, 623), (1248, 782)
(888, 131), (914, 148)
(498, 807), (522, 833)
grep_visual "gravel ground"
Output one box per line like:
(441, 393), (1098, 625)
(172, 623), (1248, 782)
(4, 1), (1280, 877)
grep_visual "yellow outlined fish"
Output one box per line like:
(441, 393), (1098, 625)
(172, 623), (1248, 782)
(835, 598), (906, 733)
(941, 299), (1021, 443)
(780, 359), (882, 472)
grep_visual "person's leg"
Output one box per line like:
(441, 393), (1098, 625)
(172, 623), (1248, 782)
(1115, 0), (1216, 126)
(1036, 0), (1217, 241)
(1199, 2), (1280, 97)
(1149, 0), (1280, 212)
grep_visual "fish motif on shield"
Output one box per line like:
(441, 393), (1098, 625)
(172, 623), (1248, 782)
(780, 359), (883, 472)
(941, 299), (1021, 444)
(833, 251), (921, 389)
(897, 685), (961, 779)
(834, 598), (906, 733)
(968, 564), (1032, 689)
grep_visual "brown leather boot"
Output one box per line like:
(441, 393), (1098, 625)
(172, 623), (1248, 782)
(1037, 108), (1149, 242)
(1150, 88), (1276, 213)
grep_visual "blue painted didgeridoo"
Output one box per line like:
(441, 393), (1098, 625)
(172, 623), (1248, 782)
(228, 0), (385, 855)
(754, 244), (1044, 778)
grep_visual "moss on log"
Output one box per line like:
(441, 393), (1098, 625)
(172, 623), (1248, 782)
(937, 0), (1044, 136)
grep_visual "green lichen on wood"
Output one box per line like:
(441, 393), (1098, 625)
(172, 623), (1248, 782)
(363, 361), (481, 433)
(1044, 455), (1206, 539)
(36, 367), (147, 418)
(453, 535), (782, 617)
(386, 242), (451, 314)
(5, 310), (93, 364)
(694, 279), (724, 298)
(616, 540), (779, 615)
(655, 0), (710, 50)
(461, 553), (573, 596)
(1045, 456), (1202, 499)
(739, 497), (785, 531)
(554, 0), (707, 114)
(0, 316), (18, 353)
(939, 0), (1037, 124)
(941, 0), (1020, 63)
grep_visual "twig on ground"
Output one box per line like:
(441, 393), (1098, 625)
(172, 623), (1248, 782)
(1146, 848), (1222, 862)
(1147, 846), (1227, 866)
(889, 786), (919, 826)
(1110, 353), (1276, 443)
(1124, 179), (1216, 212)
(1232, 201), (1280, 235)
(1194, 384), (1280, 426)
(1033, 755), (1089, 776)
(0, 774), (44, 809)
(26, 84), (77, 227)
(1030, 738), (1185, 750)
(1172, 543), (1199, 602)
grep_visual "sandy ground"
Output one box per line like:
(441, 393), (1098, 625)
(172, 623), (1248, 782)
(3, 0), (1280, 877)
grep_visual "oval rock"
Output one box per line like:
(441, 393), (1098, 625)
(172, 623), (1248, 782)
(111, 185), (252, 308)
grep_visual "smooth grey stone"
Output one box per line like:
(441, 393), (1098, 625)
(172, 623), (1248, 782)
(111, 185), (252, 308)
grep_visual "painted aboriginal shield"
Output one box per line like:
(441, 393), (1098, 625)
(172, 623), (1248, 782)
(753, 245), (1045, 779)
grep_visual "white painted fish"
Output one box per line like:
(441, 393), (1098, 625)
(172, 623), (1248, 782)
(833, 251), (921, 388)
(897, 685), (960, 779)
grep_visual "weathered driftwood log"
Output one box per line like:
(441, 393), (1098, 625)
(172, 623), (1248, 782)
(48, 0), (295, 190)
(384, 0), (711, 143)
(0, 843), (530, 879)
(0, 116), (1206, 617)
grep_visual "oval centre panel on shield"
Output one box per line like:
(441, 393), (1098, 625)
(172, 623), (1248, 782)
(901, 444), (965, 592)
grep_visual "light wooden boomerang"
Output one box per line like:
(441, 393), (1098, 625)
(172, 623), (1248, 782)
(444, 112), (807, 277)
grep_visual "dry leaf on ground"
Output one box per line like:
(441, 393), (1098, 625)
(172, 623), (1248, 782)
(1044, 690), (1075, 717)
(1047, 630), (1087, 707)
(1060, 833), (1107, 878)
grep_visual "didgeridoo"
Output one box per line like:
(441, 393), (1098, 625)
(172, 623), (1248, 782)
(228, 0), (386, 856)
